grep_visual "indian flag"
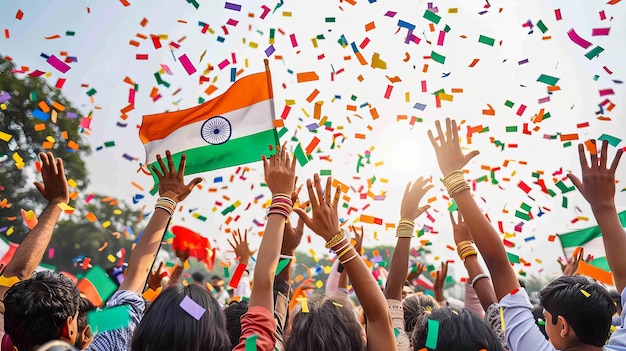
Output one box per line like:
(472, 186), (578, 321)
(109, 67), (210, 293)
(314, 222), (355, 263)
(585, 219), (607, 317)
(139, 70), (279, 185)
(558, 210), (626, 272)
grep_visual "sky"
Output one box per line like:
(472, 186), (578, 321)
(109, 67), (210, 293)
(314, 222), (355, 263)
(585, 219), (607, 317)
(1, 0), (625, 280)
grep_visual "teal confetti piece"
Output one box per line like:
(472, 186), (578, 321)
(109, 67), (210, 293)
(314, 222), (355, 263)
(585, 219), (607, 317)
(245, 334), (258, 351)
(537, 74), (559, 86)
(294, 144), (309, 166)
(478, 35), (495, 46)
(325, 17), (336, 22)
(86, 88), (97, 96)
(598, 134), (622, 147)
(506, 251), (520, 264)
(425, 319), (440, 348)
(430, 51), (446, 64)
(66, 31), (76, 36)
(515, 210), (530, 221)
(394, 327), (400, 338)
(423, 10), (441, 24)
(87, 305), (131, 333)
(585, 46), (604, 60)
(536, 20), (548, 33)
(275, 259), (291, 275)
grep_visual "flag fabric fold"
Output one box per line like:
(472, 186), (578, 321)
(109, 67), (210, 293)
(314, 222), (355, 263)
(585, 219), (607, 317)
(139, 70), (279, 188)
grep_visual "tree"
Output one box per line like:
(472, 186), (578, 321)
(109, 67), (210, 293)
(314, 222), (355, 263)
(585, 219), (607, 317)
(0, 54), (90, 240)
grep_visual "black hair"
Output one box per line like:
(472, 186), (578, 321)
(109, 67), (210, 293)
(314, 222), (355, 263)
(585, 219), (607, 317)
(191, 272), (205, 283)
(402, 294), (438, 335)
(224, 300), (249, 348)
(610, 290), (622, 313)
(540, 275), (615, 347)
(411, 306), (505, 351)
(531, 304), (549, 340)
(131, 284), (230, 351)
(285, 294), (364, 351)
(4, 271), (81, 351)
(76, 297), (95, 334)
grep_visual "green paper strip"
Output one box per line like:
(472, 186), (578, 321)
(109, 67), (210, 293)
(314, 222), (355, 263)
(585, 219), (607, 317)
(537, 74), (559, 86)
(275, 259), (291, 275)
(294, 144), (309, 166)
(515, 210), (530, 221)
(320, 169), (332, 176)
(506, 251), (520, 264)
(536, 20), (548, 33)
(562, 196), (568, 208)
(430, 51), (446, 64)
(585, 46), (604, 60)
(87, 305), (131, 333)
(520, 203), (532, 212)
(224, 266), (230, 278)
(478, 35), (495, 46)
(504, 100), (515, 108)
(598, 134), (622, 147)
(245, 334), (259, 351)
(506, 126), (518, 132)
(447, 200), (458, 212)
(425, 319), (440, 348)
(423, 10), (441, 24)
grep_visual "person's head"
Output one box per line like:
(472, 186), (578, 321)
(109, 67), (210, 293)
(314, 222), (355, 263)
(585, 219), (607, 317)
(411, 306), (505, 351)
(131, 284), (230, 351)
(191, 272), (205, 284)
(401, 283), (414, 299)
(285, 294), (365, 351)
(224, 300), (249, 348)
(610, 289), (622, 315)
(4, 271), (81, 351)
(402, 293), (438, 335)
(211, 275), (224, 292)
(540, 275), (615, 349)
(74, 297), (95, 349)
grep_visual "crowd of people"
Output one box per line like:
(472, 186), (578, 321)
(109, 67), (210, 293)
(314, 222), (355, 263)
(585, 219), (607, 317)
(0, 118), (624, 351)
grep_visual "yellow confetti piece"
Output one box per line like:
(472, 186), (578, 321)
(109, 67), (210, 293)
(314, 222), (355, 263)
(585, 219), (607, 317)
(0, 275), (20, 288)
(315, 280), (323, 289)
(298, 298), (309, 313)
(107, 254), (116, 262)
(67, 179), (78, 188)
(0, 131), (12, 142)
(581, 289), (591, 297)
(6, 226), (14, 236)
(499, 306), (506, 331)
(332, 302), (343, 307)
(102, 220), (111, 228)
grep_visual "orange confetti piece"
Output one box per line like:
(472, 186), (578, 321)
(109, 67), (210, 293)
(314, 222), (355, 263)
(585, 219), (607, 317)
(365, 21), (376, 31)
(67, 140), (80, 150)
(296, 71), (319, 83)
(559, 133), (579, 142)
(131, 181), (145, 191)
(469, 58), (480, 67)
(34, 123), (46, 132)
(85, 212), (98, 222)
(38, 101), (51, 113)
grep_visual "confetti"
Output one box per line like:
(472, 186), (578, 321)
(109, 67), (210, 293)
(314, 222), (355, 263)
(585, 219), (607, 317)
(179, 295), (206, 320)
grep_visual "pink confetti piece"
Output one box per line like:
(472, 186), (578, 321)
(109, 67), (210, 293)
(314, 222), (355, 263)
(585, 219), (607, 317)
(516, 104), (527, 116)
(160, 64), (173, 75)
(46, 55), (71, 73)
(538, 96), (550, 104)
(599, 89), (614, 96)
(29, 70), (46, 77)
(567, 29), (592, 49)
(437, 30), (445, 46)
(290, 33), (298, 47)
(599, 10), (607, 20)
(260, 5), (270, 19)
(179, 295), (206, 320)
(384, 11), (397, 17)
(226, 18), (239, 26)
(384, 85), (393, 99)
(85, 194), (94, 203)
(217, 59), (230, 70)
(591, 28), (610, 36)
(554, 9), (562, 20)
(128, 88), (135, 104)
(178, 54), (197, 75)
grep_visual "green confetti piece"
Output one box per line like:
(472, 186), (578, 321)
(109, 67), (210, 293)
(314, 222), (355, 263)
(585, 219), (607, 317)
(443, 24), (451, 33)
(87, 305), (131, 333)
(431, 51), (446, 64)
(515, 210), (530, 221)
(86, 88), (97, 96)
(275, 259), (291, 275)
(425, 319), (440, 349)
(519, 271), (527, 277)
(294, 144), (309, 166)
(506, 251), (520, 264)
(245, 334), (259, 351)
(543, 112), (551, 120)
(536, 20), (548, 33)
(224, 266), (230, 278)
(563, 141), (572, 148)
(598, 134), (622, 147)
(538, 319), (546, 326)
(506, 126), (518, 132)
(350, 94), (357, 101)
(476, 175), (488, 183)
(325, 17), (336, 22)
(593, 75), (600, 81)
(478, 35), (495, 46)
(221, 204), (236, 215)
(585, 46), (604, 60)
(562, 196), (568, 208)
(277, 127), (288, 138)
(66, 31), (76, 36)
(320, 169), (332, 176)
(555, 180), (574, 193)
(104, 141), (116, 147)
(548, 189), (557, 197)
(537, 74), (559, 86)
(83, 266), (117, 302)
(447, 200), (458, 212)
(504, 100), (515, 108)
(394, 327), (401, 338)
(520, 203), (532, 212)
(423, 10), (441, 24)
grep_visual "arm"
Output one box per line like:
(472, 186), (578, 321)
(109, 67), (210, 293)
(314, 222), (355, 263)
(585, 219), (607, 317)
(295, 174), (396, 351)
(384, 178), (432, 301)
(450, 211), (497, 311)
(433, 262), (448, 306)
(567, 140), (625, 292)
(0, 152), (69, 298)
(428, 118), (518, 301)
(119, 151), (201, 293)
(248, 145), (296, 312)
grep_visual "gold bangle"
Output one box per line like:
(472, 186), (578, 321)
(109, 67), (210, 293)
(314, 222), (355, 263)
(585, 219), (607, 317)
(461, 250), (478, 261)
(337, 246), (354, 259)
(396, 228), (414, 238)
(333, 240), (351, 254)
(340, 253), (359, 265)
(325, 230), (345, 249)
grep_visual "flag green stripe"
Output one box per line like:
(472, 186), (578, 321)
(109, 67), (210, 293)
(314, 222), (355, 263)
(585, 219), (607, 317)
(149, 129), (278, 192)
(589, 257), (610, 272)
(559, 210), (626, 248)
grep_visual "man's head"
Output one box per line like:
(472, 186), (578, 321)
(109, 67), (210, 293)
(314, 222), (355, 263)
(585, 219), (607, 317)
(74, 297), (95, 349)
(210, 275), (224, 292)
(540, 275), (615, 349)
(4, 271), (81, 350)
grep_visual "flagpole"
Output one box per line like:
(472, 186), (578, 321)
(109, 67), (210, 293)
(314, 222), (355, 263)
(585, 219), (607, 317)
(264, 59), (280, 146)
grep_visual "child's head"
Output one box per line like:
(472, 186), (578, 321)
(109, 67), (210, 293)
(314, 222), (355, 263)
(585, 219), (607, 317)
(131, 284), (230, 351)
(285, 294), (365, 351)
(540, 275), (615, 348)
(402, 293), (438, 335)
(74, 297), (95, 349)
(224, 300), (249, 348)
(411, 306), (505, 351)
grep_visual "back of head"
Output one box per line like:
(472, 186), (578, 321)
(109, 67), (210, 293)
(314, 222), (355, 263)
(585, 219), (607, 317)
(540, 275), (615, 347)
(131, 284), (230, 351)
(411, 306), (505, 351)
(402, 293), (438, 335)
(285, 294), (364, 351)
(4, 271), (80, 351)
(76, 297), (95, 334)
(224, 300), (249, 348)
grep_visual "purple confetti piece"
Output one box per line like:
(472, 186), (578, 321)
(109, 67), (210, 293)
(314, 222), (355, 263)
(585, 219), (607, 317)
(264, 45), (275, 57)
(413, 102), (427, 111)
(0, 93), (11, 103)
(518, 58), (529, 65)
(384, 11), (397, 17)
(179, 295), (206, 320)
(224, 2), (241, 11)
(122, 153), (135, 161)
(66, 112), (78, 119)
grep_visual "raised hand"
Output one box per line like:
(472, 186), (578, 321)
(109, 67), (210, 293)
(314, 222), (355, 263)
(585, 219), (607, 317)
(433, 261), (449, 304)
(34, 152), (69, 205)
(406, 262), (425, 282)
(151, 151), (202, 202)
(559, 247), (588, 276)
(400, 177), (433, 220)
(428, 118), (480, 176)
(263, 143), (297, 196)
(227, 229), (257, 264)
(351, 225), (365, 255)
(449, 211), (472, 245)
(147, 262), (165, 291)
(567, 139), (623, 211)
(293, 174), (341, 241)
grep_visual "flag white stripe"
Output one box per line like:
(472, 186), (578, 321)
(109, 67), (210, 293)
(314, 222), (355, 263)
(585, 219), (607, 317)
(563, 236), (605, 258)
(143, 99), (274, 163)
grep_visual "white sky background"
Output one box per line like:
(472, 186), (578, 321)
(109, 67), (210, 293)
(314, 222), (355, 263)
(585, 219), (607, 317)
(1, 0), (625, 280)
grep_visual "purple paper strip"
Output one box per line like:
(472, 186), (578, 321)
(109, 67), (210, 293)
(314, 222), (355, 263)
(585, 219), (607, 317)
(0, 93), (10, 103)
(179, 295), (206, 320)
(224, 2), (241, 11)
